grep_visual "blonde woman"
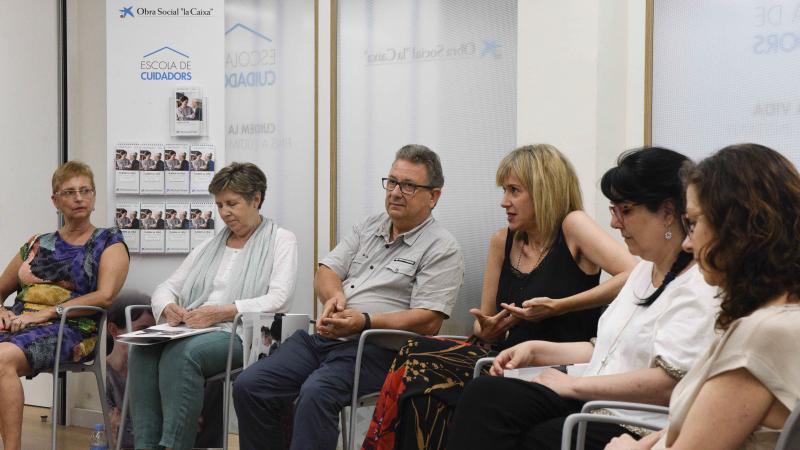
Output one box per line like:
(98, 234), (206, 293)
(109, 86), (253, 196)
(362, 144), (636, 450)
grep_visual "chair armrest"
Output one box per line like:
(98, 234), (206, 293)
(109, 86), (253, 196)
(473, 357), (496, 378)
(124, 304), (153, 333)
(359, 329), (422, 353)
(581, 400), (669, 415)
(562, 412), (664, 450)
(564, 401), (668, 450)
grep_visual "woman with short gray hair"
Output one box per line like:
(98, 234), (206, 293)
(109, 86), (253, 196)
(128, 162), (298, 450)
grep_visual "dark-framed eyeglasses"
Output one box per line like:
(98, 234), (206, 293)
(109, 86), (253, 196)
(55, 188), (95, 199)
(608, 203), (637, 226)
(381, 178), (435, 195)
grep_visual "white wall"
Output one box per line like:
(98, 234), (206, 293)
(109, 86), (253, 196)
(0, 0), (61, 409)
(65, 0), (109, 427)
(517, 0), (645, 235)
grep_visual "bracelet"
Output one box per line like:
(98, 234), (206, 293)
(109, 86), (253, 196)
(362, 312), (371, 331)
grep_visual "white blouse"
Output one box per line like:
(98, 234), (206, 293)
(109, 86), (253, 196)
(582, 260), (720, 428)
(150, 227), (298, 332)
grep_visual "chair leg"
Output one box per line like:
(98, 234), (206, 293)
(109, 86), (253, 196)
(222, 379), (230, 450)
(51, 372), (60, 450)
(340, 407), (349, 450)
(93, 364), (112, 448)
(116, 371), (131, 450)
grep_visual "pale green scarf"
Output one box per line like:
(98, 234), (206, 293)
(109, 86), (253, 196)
(178, 216), (277, 312)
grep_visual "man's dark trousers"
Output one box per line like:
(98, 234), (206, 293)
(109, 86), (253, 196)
(233, 329), (395, 450)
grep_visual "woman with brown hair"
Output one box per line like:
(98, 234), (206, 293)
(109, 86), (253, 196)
(606, 143), (800, 450)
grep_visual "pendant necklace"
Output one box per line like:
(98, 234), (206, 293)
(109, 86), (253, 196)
(514, 240), (548, 273)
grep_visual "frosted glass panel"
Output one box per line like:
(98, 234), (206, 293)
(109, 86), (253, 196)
(652, 0), (800, 163)
(225, 0), (315, 315)
(337, 0), (517, 333)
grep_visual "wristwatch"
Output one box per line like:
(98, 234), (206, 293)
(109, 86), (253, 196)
(55, 305), (65, 318)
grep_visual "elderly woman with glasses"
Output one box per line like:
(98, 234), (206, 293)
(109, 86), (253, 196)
(605, 144), (800, 450)
(0, 161), (130, 450)
(128, 162), (298, 450)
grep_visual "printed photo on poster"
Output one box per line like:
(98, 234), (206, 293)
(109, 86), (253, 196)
(189, 144), (215, 171)
(139, 143), (166, 171)
(114, 143), (140, 194)
(172, 87), (207, 136)
(115, 202), (140, 253)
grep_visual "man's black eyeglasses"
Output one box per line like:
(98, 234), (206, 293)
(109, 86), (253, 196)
(382, 178), (435, 195)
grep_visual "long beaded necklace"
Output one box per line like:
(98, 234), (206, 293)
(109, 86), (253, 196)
(596, 306), (639, 374)
(514, 240), (549, 273)
(596, 264), (663, 374)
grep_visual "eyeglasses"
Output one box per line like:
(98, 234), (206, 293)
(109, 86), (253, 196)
(608, 203), (637, 226)
(681, 213), (702, 236)
(381, 178), (435, 196)
(55, 188), (95, 199)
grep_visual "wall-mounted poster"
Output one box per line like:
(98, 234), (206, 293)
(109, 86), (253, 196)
(115, 202), (140, 253)
(190, 143), (215, 194)
(172, 87), (207, 136)
(138, 143), (165, 194)
(140, 202), (166, 253)
(164, 143), (191, 194)
(114, 143), (140, 194)
(190, 201), (215, 249)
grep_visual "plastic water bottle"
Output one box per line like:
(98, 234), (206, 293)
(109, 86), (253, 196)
(89, 423), (107, 450)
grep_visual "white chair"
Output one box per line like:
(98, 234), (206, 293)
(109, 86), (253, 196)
(32, 305), (112, 450)
(115, 306), (310, 450)
(343, 331), (469, 450)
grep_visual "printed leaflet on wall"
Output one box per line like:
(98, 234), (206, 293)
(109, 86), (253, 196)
(165, 202), (191, 253)
(189, 143), (216, 194)
(139, 202), (165, 253)
(164, 143), (190, 194)
(190, 201), (215, 249)
(138, 143), (165, 194)
(114, 143), (140, 194)
(115, 202), (140, 253)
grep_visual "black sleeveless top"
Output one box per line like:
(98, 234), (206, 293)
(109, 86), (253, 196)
(496, 228), (602, 349)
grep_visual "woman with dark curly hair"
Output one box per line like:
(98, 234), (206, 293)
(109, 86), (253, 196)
(605, 143), (800, 450)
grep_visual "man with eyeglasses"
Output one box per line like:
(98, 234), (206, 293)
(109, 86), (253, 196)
(234, 144), (465, 450)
